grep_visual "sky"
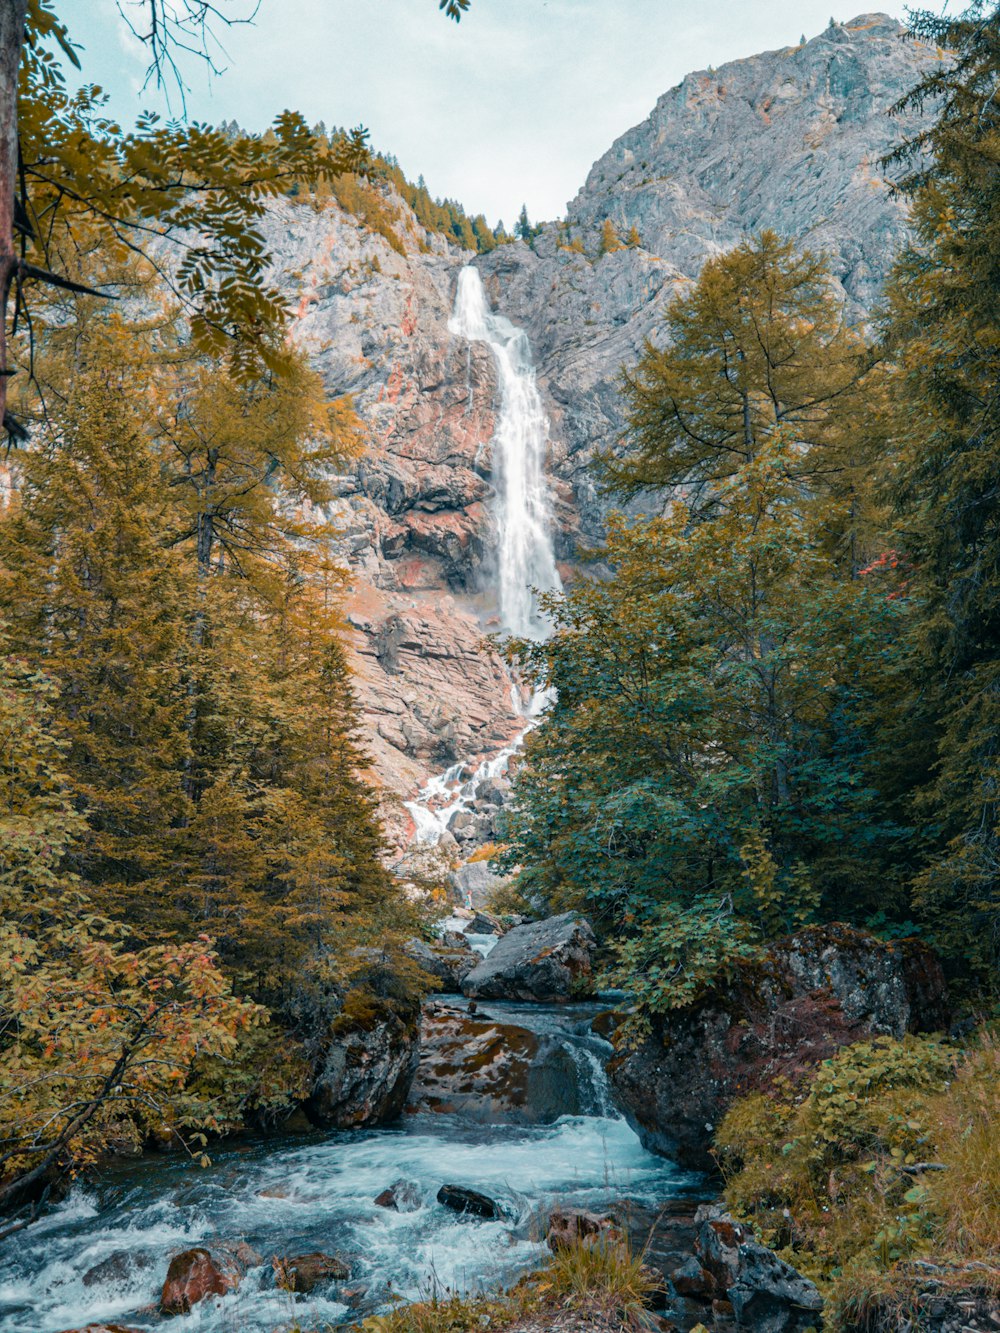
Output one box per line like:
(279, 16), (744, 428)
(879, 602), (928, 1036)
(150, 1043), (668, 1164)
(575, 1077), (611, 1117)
(81, 0), (936, 228)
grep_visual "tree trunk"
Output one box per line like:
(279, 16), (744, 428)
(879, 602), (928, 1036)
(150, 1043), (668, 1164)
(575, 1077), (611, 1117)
(0, 0), (26, 434)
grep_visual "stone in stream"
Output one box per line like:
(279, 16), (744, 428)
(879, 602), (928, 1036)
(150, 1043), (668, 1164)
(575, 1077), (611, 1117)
(160, 1248), (234, 1315)
(437, 1184), (503, 1219)
(273, 1250), (350, 1293)
(407, 1003), (587, 1123)
(546, 1208), (618, 1252)
(462, 911), (597, 1002)
(373, 1178), (423, 1211)
(55, 1326), (147, 1333)
(82, 1250), (153, 1288)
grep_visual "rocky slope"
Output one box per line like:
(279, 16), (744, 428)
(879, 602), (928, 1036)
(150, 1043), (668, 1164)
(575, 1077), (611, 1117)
(268, 14), (941, 832)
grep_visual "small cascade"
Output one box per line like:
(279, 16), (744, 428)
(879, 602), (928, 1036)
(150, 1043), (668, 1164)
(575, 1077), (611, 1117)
(404, 269), (561, 845)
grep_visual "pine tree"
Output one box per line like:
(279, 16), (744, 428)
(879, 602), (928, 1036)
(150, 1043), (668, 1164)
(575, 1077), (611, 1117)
(878, 2), (1000, 986)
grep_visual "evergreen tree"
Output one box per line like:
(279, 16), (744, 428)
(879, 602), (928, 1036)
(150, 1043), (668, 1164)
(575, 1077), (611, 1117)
(878, 1), (1000, 986)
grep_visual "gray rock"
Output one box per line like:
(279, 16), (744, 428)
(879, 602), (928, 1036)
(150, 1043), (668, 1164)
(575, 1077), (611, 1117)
(450, 859), (510, 907)
(694, 1206), (823, 1332)
(462, 911), (596, 1002)
(306, 979), (421, 1129)
(437, 1184), (503, 1219)
(403, 936), (477, 992)
(609, 925), (949, 1170)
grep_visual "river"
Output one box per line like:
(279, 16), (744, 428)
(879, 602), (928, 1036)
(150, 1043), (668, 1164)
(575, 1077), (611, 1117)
(0, 998), (697, 1333)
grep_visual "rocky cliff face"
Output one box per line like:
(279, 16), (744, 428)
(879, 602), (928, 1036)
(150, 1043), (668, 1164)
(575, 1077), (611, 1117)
(267, 14), (940, 833)
(476, 13), (941, 548)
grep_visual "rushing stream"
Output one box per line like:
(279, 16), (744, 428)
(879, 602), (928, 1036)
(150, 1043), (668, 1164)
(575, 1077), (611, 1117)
(1, 1000), (695, 1333)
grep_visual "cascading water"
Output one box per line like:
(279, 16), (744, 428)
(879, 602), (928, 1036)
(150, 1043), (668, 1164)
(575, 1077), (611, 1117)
(1, 1000), (697, 1333)
(449, 266), (562, 639)
(405, 268), (562, 843)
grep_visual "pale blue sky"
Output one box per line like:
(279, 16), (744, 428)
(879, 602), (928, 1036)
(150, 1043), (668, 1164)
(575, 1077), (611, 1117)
(82, 1), (935, 227)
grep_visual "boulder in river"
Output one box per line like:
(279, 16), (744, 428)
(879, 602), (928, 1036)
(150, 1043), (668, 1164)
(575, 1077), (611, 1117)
(407, 1002), (589, 1123)
(274, 1250), (350, 1293)
(609, 923), (950, 1170)
(437, 1184), (503, 1218)
(374, 1178), (423, 1211)
(450, 859), (510, 907)
(82, 1250), (153, 1288)
(56, 1326), (146, 1333)
(160, 1248), (234, 1315)
(403, 935), (478, 991)
(462, 911), (596, 1002)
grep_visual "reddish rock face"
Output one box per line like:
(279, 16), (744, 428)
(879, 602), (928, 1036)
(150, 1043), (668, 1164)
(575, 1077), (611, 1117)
(160, 1248), (233, 1315)
(609, 924), (950, 1171)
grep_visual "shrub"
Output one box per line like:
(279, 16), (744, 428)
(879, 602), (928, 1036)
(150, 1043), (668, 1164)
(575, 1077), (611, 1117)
(715, 1033), (999, 1311)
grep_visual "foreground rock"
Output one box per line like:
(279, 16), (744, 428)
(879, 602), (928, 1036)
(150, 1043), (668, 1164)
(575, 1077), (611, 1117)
(546, 1208), (618, 1253)
(56, 1327), (145, 1333)
(437, 1184), (503, 1218)
(462, 912), (596, 1002)
(306, 965), (422, 1129)
(694, 1206), (823, 1332)
(408, 1003), (588, 1123)
(160, 1248), (233, 1315)
(609, 924), (949, 1169)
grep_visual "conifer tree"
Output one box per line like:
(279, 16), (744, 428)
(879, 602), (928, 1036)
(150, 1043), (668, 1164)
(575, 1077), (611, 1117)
(598, 218), (623, 255)
(879, 1), (1000, 985)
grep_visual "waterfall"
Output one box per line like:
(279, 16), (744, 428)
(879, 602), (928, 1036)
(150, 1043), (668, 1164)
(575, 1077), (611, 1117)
(404, 269), (561, 845)
(449, 266), (562, 639)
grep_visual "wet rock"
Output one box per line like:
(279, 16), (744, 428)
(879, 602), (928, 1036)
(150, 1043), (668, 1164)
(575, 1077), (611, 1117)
(437, 1184), (503, 1218)
(82, 1251), (153, 1288)
(462, 911), (596, 1002)
(274, 1251), (350, 1293)
(307, 971), (421, 1129)
(374, 1178), (423, 1212)
(408, 1003), (586, 1123)
(403, 935), (478, 991)
(694, 1207), (823, 1332)
(468, 910), (503, 935)
(670, 1254), (713, 1299)
(56, 1326), (146, 1333)
(609, 924), (949, 1169)
(546, 1208), (617, 1252)
(160, 1248), (234, 1315)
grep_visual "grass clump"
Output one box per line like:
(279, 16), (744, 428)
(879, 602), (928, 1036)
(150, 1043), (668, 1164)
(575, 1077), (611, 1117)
(714, 1033), (1000, 1316)
(353, 1233), (661, 1332)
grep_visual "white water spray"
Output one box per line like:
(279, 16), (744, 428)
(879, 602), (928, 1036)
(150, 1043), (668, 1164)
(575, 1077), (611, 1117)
(404, 268), (562, 845)
(449, 266), (562, 638)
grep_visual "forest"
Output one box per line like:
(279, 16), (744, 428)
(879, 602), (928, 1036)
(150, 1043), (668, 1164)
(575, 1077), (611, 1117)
(0, 2), (997, 1332)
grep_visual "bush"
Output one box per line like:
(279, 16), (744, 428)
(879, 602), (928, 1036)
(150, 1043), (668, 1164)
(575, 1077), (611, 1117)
(715, 1033), (1000, 1311)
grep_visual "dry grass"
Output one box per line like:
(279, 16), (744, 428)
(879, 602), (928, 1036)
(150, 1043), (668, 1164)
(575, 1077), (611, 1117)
(924, 1035), (1000, 1257)
(349, 1234), (661, 1333)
